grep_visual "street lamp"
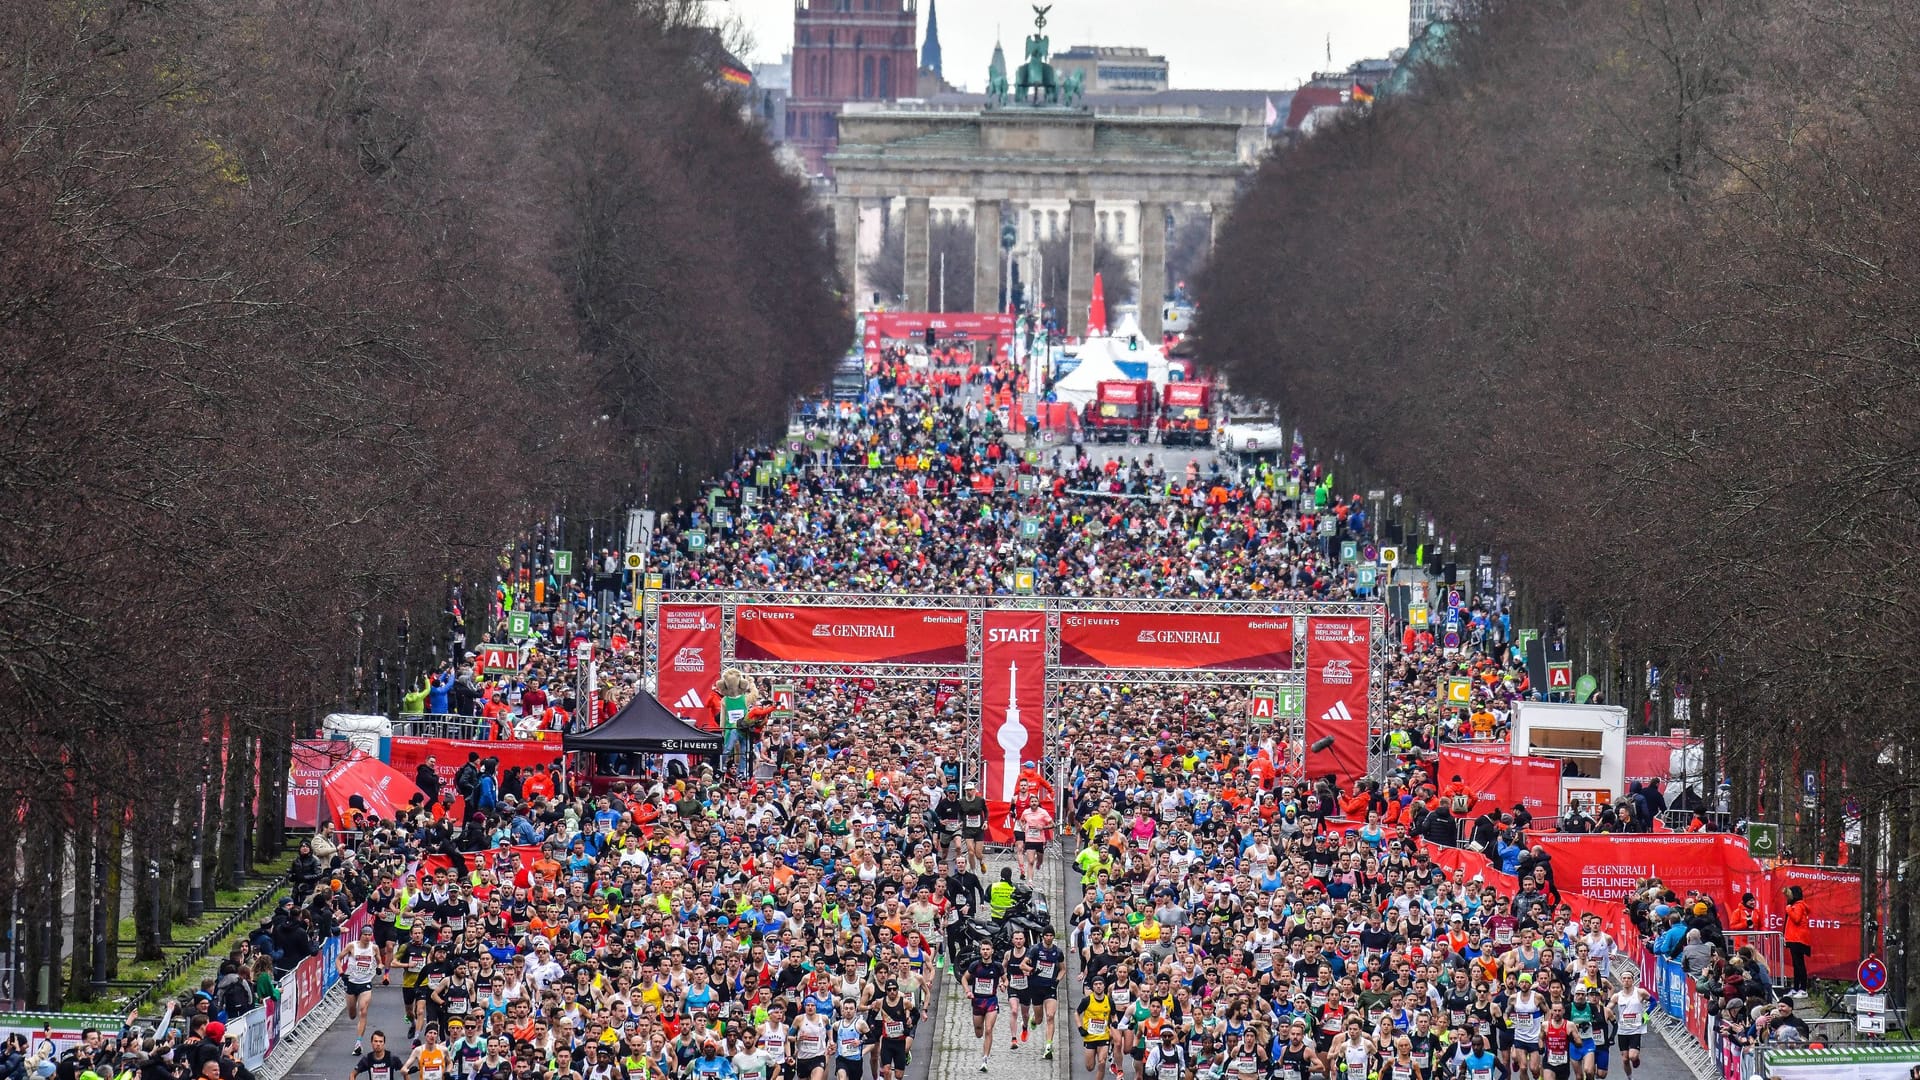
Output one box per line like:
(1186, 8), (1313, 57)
(186, 772), (207, 919)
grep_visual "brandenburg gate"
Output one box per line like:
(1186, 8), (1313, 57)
(826, 8), (1248, 341)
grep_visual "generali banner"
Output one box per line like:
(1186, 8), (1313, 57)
(1057, 610), (1294, 670)
(735, 605), (969, 665)
(656, 604), (723, 724)
(1764, 864), (1867, 979)
(1533, 832), (1764, 905)
(1437, 743), (1561, 820)
(981, 609), (1047, 843)
(1304, 616), (1371, 788)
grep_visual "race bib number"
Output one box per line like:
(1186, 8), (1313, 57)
(1087, 1019), (1108, 1037)
(884, 1021), (905, 1039)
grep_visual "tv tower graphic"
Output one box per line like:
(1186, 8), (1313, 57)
(996, 660), (1029, 802)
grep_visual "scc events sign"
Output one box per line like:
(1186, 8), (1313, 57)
(1057, 610), (1294, 670)
(734, 605), (969, 665)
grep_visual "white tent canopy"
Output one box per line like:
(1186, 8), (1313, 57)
(1051, 337), (1136, 408)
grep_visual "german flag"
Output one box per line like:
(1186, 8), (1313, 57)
(1351, 81), (1375, 104)
(720, 66), (752, 88)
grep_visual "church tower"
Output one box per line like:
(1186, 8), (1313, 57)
(920, 0), (944, 80)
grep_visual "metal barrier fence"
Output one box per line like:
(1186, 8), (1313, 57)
(393, 713), (496, 740)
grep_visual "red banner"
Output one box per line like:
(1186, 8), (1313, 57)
(1533, 833), (1764, 906)
(1304, 616), (1370, 788)
(286, 739), (353, 828)
(1437, 744), (1561, 821)
(981, 610), (1047, 843)
(1057, 610), (1294, 670)
(1623, 735), (1701, 787)
(656, 604), (723, 724)
(734, 605), (969, 665)
(387, 738), (562, 795)
(1764, 865), (1866, 979)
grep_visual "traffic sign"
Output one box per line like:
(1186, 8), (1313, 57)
(1859, 956), (1888, 995)
(1379, 546), (1400, 568)
(1857, 992), (1886, 1034)
(1547, 663), (1573, 691)
(624, 551), (644, 571)
(1745, 822), (1781, 860)
(553, 550), (573, 576)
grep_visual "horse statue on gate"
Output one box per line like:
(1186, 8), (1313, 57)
(1013, 5), (1057, 105)
(987, 65), (1010, 107)
(1060, 68), (1084, 107)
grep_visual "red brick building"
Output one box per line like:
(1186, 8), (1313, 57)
(788, 0), (920, 176)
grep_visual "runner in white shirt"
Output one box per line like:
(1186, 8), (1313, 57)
(1582, 914), (1617, 980)
(1607, 969), (1653, 1079)
(340, 924), (382, 1055)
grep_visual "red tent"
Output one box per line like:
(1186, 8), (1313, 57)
(322, 747), (440, 826)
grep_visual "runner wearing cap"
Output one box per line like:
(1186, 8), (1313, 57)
(871, 981), (916, 1080)
(1509, 972), (1545, 1079)
(1077, 973), (1114, 1079)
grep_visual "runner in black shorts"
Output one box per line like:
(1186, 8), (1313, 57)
(1027, 928), (1064, 1059)
(873, 983), (915, 1080)
(1004, 929), (1034, 1050)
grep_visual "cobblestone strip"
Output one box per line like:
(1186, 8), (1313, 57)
(928, 847), (1070, 1080)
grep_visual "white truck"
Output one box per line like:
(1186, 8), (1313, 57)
(1216, 415), (1286, 457)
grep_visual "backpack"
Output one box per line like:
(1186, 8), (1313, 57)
(1451, 795), (1471, 815)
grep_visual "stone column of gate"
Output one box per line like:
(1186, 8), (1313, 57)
(1138, 201), (1167, 343)
(833, 197), (860, 304)
(1066, 198), (1095, 338)
(903, 196), (932, 312)
(972, 199), (1002, 313)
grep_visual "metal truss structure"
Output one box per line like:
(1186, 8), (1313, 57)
(644, 589), (1389, 783)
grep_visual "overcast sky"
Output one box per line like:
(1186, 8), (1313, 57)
(715, 0), (1411, 92)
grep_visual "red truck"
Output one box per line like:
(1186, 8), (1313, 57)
(1081, 380), (1157, 444)
(1158, 381), (1215, 446)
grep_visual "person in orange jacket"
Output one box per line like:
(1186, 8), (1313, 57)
(1783, 885), (1813, 995)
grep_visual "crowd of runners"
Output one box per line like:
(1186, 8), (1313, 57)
(297, 379), (1738, 1080)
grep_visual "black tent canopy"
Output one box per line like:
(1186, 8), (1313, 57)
(564, 691), (721, 756)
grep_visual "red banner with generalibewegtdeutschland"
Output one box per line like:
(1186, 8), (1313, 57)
(1304, 616), (1370, 789)
(1057, 610), (1294, 670)
(982, 609), (1047, 843)
(734, 605), (969, 665)
(656, 604), (722, 724)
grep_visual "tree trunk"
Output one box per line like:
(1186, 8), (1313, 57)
(66, 819), (93, 1002)
(103, 800), (125, 979)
